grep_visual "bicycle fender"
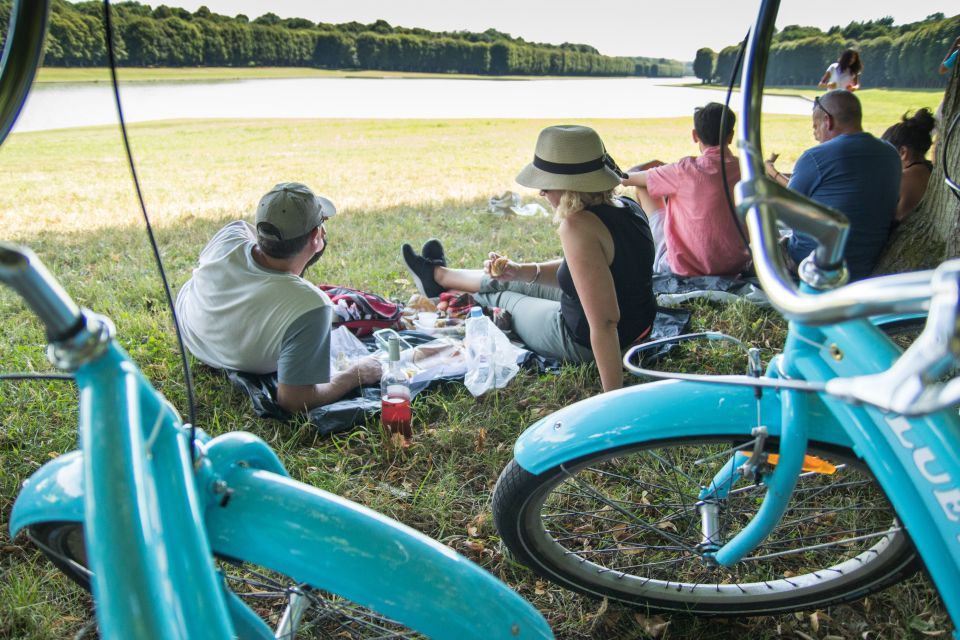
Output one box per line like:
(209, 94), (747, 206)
(9, 450), (84, 537)
(513, 379), (848, 475)
(204, 467), (554, 640)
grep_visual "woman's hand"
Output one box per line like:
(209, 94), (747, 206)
(483, 252), (520, 280)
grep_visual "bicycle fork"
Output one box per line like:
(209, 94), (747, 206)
(695, 385), (811, 566)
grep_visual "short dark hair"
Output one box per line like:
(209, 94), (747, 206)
(694, 102), (736, 147)
(882, 108), (935, 156)
(257, 222), (313, 259)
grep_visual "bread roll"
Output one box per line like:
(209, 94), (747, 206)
(490, 256), (510, 277)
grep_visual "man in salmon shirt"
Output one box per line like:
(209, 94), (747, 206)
(621, 102), (750, 277)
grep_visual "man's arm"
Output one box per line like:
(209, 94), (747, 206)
(274, 306), (381, 413)
(940, 38), (960, 75)
(277, 357), (381, 413)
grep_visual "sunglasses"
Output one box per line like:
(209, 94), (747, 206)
(814, 96), (834, 121)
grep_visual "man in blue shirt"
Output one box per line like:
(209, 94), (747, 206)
(765, 90), (901, 281)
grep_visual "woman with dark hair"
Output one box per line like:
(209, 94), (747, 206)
(881, 108), (936, 223)
(818, 49), (862, 91)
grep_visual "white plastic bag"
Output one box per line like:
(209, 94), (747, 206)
(329, 325), (370, 373)
(463, 314), (523, 396)
(486, 191), (549, 218)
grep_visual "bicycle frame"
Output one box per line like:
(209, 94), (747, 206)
(4, 246), (552, 639)
(9, 332), (552, 638)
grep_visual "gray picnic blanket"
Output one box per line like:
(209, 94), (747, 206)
(653, 274), (768, 305)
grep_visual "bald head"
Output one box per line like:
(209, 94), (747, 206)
(818, 90), (862, 131)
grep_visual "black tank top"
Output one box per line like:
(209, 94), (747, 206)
(556, 197), (657, 349)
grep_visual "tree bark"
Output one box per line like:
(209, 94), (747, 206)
(875, 66), (960, 273)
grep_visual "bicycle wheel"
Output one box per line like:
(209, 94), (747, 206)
(28, 522), (425, 638)
(492, 437), (917, 615)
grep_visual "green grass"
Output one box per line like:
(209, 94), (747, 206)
(0, 93), (952, 639)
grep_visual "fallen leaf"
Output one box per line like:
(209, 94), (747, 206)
(633, 612), (670, 638)
(464, 540), (484, 553)
(475, 427), (487, 451)
(809, 611), (820, 633)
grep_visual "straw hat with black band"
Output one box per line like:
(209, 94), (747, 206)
(515, 125), (627, 193)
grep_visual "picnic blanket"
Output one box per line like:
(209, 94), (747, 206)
(653, 274), (768, 306)
(226, 307), (692, 436)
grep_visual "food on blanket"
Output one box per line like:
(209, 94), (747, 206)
(434, 317), (459, 328)
(412, 340), (465, 369)
(490, 256), (510, 277)
(407, 293), (438, 312)
(436, 300), (449, 312)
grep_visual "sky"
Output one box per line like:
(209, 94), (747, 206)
(157, 0), (956, 60)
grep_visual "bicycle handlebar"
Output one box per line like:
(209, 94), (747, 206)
(737, 0), (937, 323)
(0, 243), (84, 342)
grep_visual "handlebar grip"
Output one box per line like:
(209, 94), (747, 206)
(0, 243), (84, 342)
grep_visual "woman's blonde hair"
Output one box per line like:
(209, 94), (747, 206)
(554, 189), (617, 222)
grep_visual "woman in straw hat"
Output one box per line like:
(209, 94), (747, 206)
(402, 125), (656, 392)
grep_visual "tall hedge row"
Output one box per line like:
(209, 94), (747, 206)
(704, 13), (960, 88)
(0, 0), (676, 77)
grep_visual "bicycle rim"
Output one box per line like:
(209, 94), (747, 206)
(494, 437), (917, 615)
(28, 522), (424, 638)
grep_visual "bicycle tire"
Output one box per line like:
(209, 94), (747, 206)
(492, 437), (918, 616)
(27, 521), (427, 639)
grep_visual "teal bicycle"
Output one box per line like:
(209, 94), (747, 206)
(493, 0), (960, 628)
(1, 1), (552, 638)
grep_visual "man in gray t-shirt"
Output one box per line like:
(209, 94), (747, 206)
(176, 182), (381, 413)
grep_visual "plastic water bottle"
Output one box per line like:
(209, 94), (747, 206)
(464, 306), (496, 396)
(380, 335), (412, 438)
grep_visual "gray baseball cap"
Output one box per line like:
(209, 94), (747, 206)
(255, 182), (336, 242)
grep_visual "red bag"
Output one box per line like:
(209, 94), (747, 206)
(320, 285), (403, 337)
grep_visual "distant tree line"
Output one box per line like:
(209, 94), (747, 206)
(693, 13), (960, 88)
(0, 0), (686, 78)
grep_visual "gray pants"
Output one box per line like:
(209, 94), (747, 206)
(473, 277), (594, 363)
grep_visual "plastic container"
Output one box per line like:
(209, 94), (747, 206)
(464, 306), (497, 396)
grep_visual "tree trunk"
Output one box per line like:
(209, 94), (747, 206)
(875, 67), (960, 274)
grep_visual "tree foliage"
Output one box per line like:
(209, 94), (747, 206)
(706, 12), (960, 88)
(0, 0), (686, 77)
(693, 47), (717, 84)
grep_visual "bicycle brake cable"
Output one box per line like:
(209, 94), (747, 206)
(102, 0), (199, 458)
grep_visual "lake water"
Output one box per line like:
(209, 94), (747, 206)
(13, 75), (814, 133)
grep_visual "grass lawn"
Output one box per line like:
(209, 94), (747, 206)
(0, 85), (952, 638)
